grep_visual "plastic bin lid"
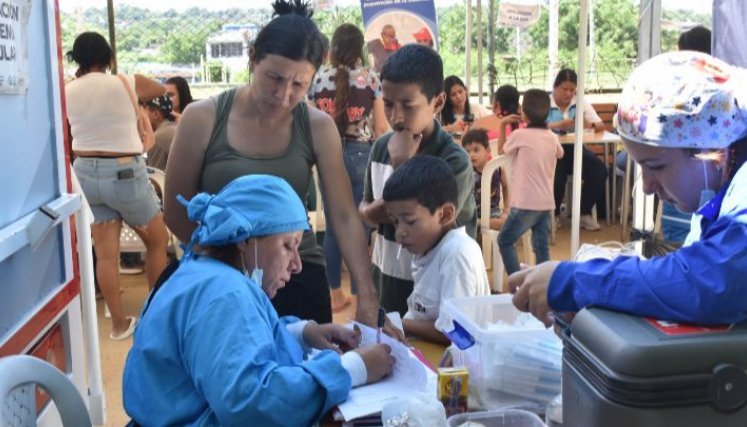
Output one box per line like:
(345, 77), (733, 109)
(441, 295), (550, 344)
(447, 409), (546, 427)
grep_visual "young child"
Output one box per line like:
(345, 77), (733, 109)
(471, 84), (522, 141)
(462, 128), (509, 231)
(382, 156), (490, 344)
(497, 89), (563, 275)
(360, 44), (477, 316)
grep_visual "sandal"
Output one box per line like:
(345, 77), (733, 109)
(110, 316), (137, 341)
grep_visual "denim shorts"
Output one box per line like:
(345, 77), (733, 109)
(73, 156), (160, 226)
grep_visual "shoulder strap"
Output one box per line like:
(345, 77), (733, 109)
(296, 102), (317, 163)
(205, 88), (237, 151)
(116, 74), (140, 116)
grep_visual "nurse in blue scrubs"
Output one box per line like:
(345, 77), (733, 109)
(123, 175), (394, 426)
(511, 51), (747, 327)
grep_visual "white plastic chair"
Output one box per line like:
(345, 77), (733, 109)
(0, 355), (92, 427)
(119, 167), (182, 261)
(480, 156), (532, 293)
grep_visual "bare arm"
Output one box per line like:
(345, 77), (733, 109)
(443, 120), (466, 134)
(372, 97), (389, 138)
(402, 319), (451, 345)
(309, 109), (400, 339)
(547, 118), (575, 132)
(163, 99), (217, 243)
(133, 74), (165, 102)
(498, 114), (520, 155)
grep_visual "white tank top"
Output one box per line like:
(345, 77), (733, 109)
(66, 73), (143, 153)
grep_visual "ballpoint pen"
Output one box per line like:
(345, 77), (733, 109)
(377, 307), (386, 344)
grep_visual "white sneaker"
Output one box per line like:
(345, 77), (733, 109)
(580, 214), (601, 231)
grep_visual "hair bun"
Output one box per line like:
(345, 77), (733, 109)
(271, 0), (313, 18)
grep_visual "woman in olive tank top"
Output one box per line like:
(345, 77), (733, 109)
(163, 0), (398, 336)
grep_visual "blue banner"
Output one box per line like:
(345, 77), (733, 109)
(360, 0), (438, 73)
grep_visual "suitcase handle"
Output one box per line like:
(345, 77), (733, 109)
(553, 311), (573, 343)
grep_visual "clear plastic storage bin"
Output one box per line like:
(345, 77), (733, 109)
(440, 295), (560, 410)
(447, 408), (546, 427)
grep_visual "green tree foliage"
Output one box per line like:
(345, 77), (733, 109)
(61, 1), (710, 91)
(162, 23), (222, 64)
(528, 0), (638, 58)
(313, 6), (363, 37)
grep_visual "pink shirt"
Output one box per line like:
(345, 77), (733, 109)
(503, 128), (563, 210)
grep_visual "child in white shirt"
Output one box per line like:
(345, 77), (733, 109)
(383, 155), (490, 344)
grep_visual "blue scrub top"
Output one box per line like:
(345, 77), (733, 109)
(123, 256), (351, 426)
(548, 161), (747, 325)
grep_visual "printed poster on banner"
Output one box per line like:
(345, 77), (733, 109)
(0, 0), (31, 94)
(360, 0), (438, 74)
(498, 2), (540, 29)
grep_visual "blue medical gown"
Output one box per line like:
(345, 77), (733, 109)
(548, 162), (747, 325)
(123, 256), (351, 426)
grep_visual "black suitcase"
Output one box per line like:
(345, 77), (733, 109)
(562, 307), (747, 426)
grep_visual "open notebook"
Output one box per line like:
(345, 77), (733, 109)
(335, 322), (436, 422)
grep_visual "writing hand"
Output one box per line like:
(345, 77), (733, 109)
(354, 343), (395, 384)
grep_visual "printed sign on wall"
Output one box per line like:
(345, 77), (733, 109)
(360, 0), (438, 73)
(0, 0), (31, 94)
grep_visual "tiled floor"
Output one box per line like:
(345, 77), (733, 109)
(98, 221), (624, 426)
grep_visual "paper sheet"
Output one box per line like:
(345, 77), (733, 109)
(337, 322), (431, 421)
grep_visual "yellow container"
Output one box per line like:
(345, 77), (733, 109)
(438, 366), (469, 416)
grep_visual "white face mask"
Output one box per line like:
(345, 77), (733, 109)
(242, 239), (264, 286)
(699, 159), (717, 208)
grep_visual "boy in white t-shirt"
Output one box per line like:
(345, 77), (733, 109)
(382, 156), (490, 344)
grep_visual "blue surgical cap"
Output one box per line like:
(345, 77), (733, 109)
(178, 175), (309, 250)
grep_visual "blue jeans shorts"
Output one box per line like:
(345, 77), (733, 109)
(73, 156), (160, 227)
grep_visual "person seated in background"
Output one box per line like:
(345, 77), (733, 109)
(123, 175), (394, 426)
(461, 128), (509, 231)
(440, 75), (490, 136)
(511, 51), (747, 328)
(547, 68), (608, 231)
(498, 89), (563, 276)
(145, 95), (176, 171)
(472, 84), (522, 140)
(383, 156), (490, 345)
(164, 76), (194, 121)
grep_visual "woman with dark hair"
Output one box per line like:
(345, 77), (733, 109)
(472, 84), (521, 138)
(441, 75), (489, 135)
(165, 76), (194, 120)
(65, 31), (169, 340)
(308, 23), (387, 312)
(512, 51), (747, 328)
(164, 0), (394, 332)
(547, 68), (608, 231)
